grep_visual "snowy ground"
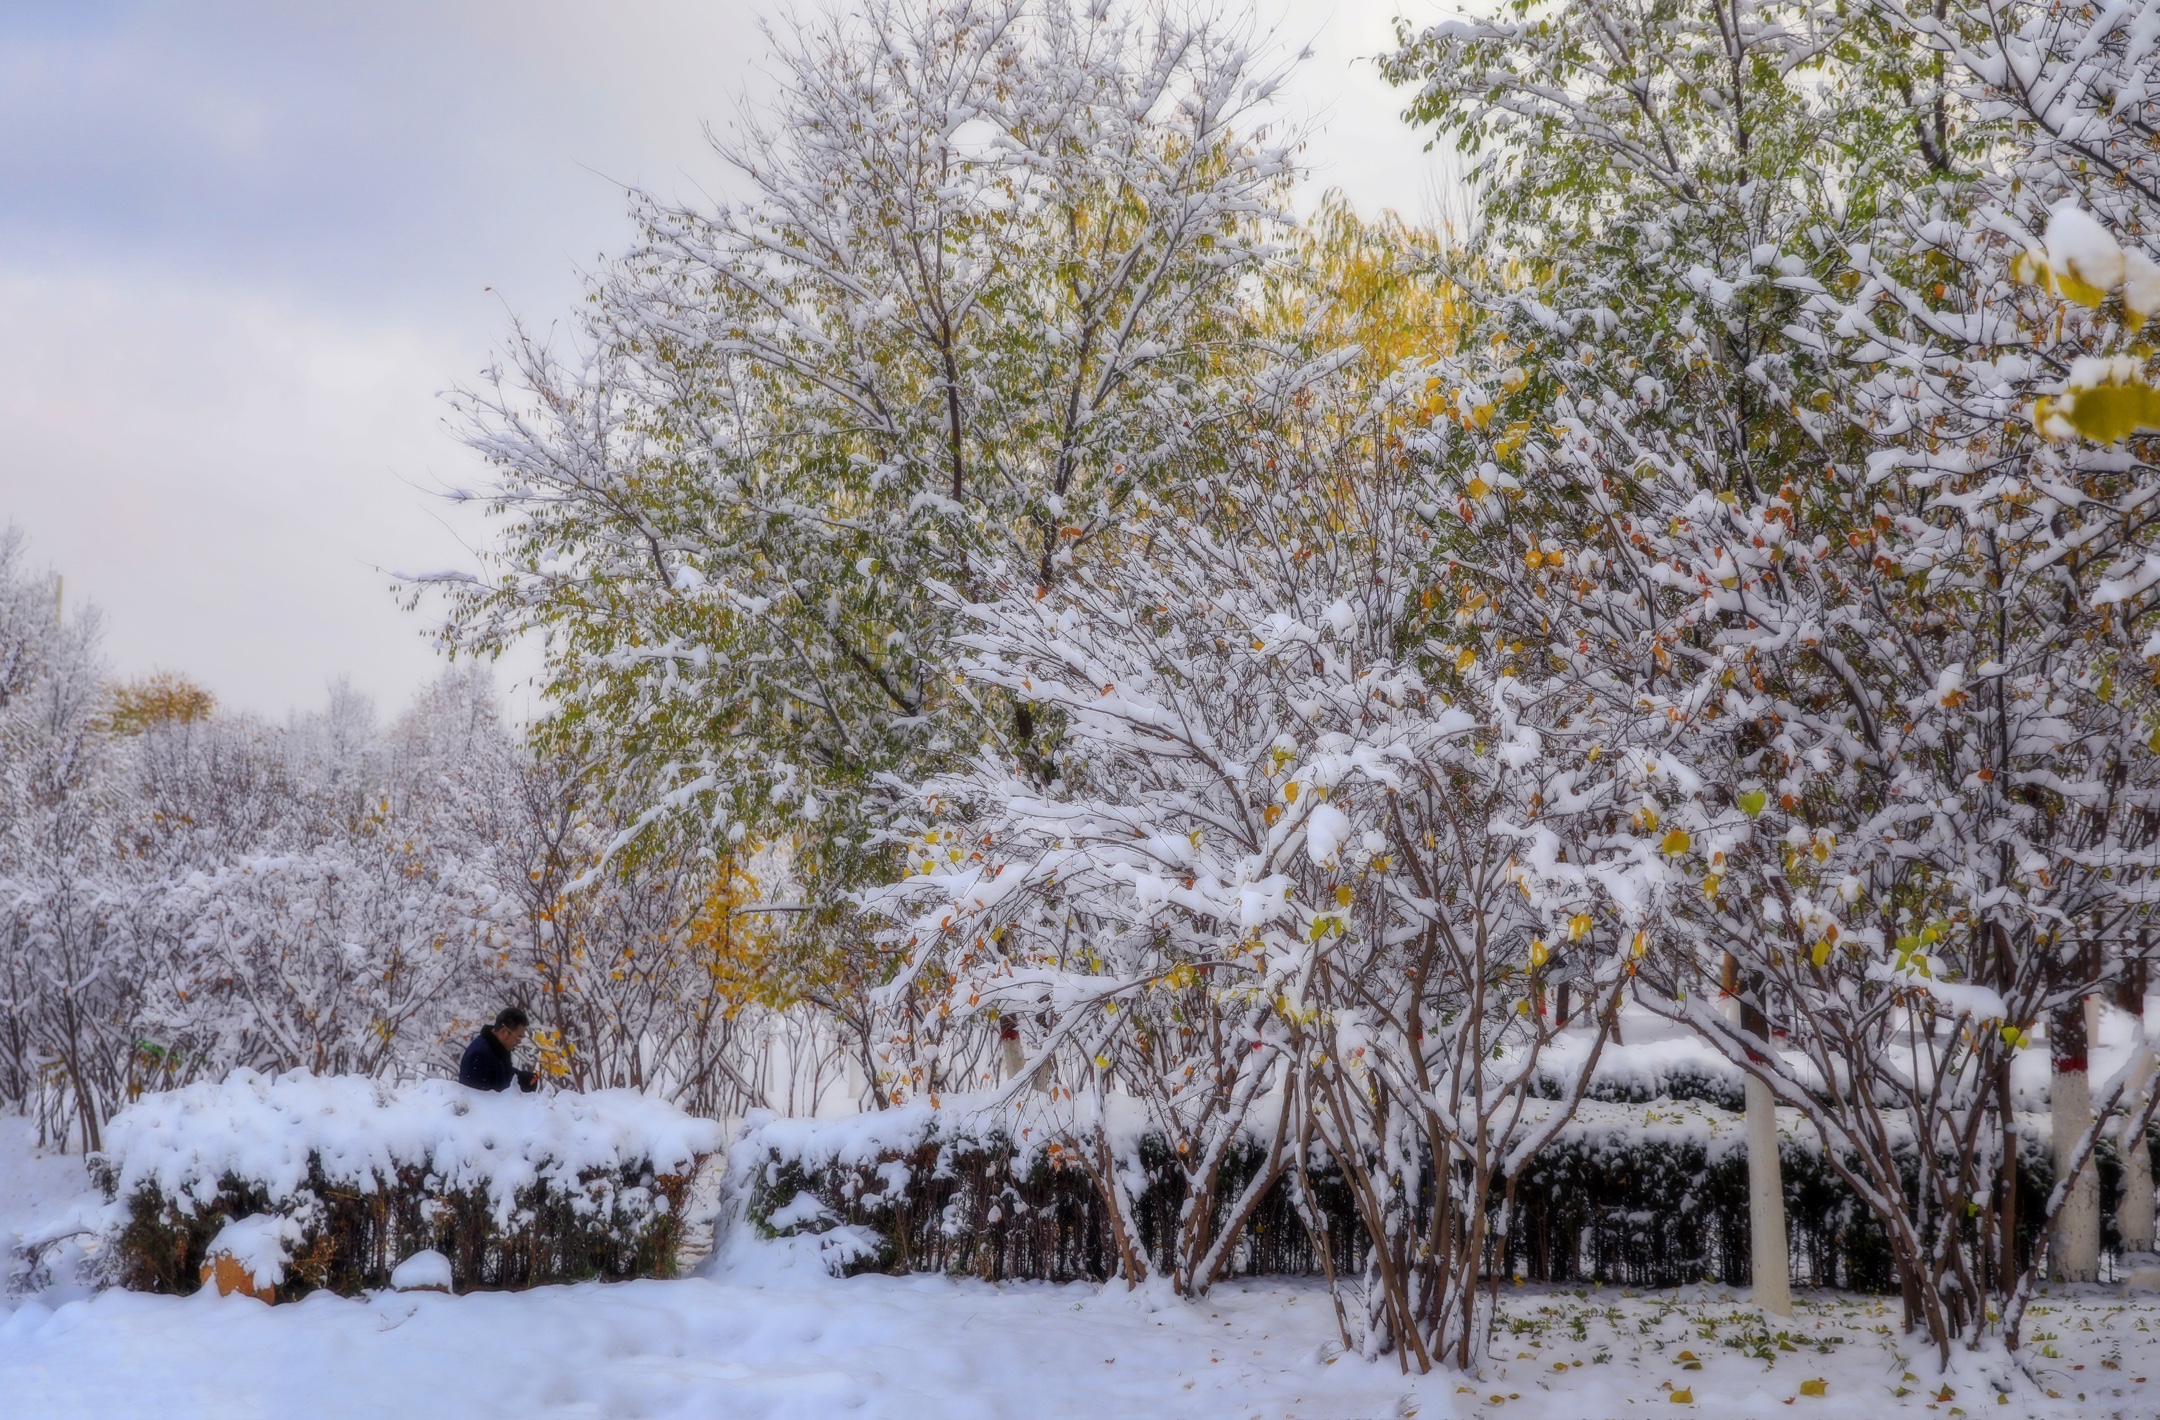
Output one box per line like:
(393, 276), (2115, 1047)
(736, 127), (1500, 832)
(0, 1116), (95, 1301)
(4, 1118), (2158, 1420)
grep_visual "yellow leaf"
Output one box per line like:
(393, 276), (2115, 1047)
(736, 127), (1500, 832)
(1670, 1388), (1693, 1404)
(1335, 885), (1353, 907)
(1800, 1378), (1827, 1397)
(1529, 939), (1549, 968)
(2055, 271), (2111, 308)
(1811, 940), (1832, 968)
(1661, 829), (1692, 856)
(2036, 380), (2160, 444)
(1701, 873), (1720, 897)
(1568, 913), (1592, 940)
(1263, 804), (1283, 826)
(1456, 647), (1477, 671)
(1284, 782), (1300, 803)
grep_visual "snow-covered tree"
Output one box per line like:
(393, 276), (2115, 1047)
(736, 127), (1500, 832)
(424, 0), (1300, 1030)
(0, 529), (142, 1150)
(870, 352), (1650, 1369)
(1386, 0), (2160, 1361)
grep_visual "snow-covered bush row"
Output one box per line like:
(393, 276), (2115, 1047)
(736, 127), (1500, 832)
(732, 1097), (1352, 1283)
(1531, 1036), (1752, 1111)
(735, 1098), (2155, 1291)
(90, 1070), (724, 1296)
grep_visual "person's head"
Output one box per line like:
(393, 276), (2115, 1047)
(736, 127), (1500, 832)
(491, 1006), (530, 1050)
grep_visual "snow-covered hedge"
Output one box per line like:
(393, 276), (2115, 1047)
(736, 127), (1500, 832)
(736, 1096), (2153, 1290)
(729, 1099), (1342, 1283)
(736, 1102), (1131, 1282)
(92, 1070), (725, 1297)
(1531, 1036), (1752, 1111)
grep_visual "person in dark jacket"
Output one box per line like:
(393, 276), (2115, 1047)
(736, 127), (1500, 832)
(459, 1007), (539, 1092)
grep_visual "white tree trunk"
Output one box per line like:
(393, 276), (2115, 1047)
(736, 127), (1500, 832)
(1745, 1073), (1792, 1315)
(2122, 1109), (2156, 1256)
(2051, 999), (2101, 1283)
(1000, 1029), (1027, 1084)
(2121, 993), (2157, 1256)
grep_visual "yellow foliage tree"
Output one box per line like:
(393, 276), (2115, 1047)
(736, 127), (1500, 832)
(102, 672), (215, 735)
(686, 855), (787, 1015)
(1262, 192), (1466, 378)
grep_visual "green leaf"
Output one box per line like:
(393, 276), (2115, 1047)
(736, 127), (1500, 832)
(1738, 790), (1767, 819)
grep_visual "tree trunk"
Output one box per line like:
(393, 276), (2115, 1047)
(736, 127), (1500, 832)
(2121, 1108), (2156, 1257)
(1744, 1073), (1792, 1313)
(2118, 967), (2155, 1255)
(2049, 995), (2100, 1282)
(1725, 954), (1790, 1314)
(1998, 1059), (2020, 1295)
(1993, 922), (2019, 1296)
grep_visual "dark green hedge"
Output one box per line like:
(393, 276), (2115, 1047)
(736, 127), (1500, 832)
(96, 1155), (700, 1298)
(746, 1114), (2156, 1291)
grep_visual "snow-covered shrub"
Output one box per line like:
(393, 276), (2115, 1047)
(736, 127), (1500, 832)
(389, 1248), (453, 1291)
(91, 1070), (724, 1297)
(736, 1098), (2153, 1291)
(732, 1099), (1355, 1283)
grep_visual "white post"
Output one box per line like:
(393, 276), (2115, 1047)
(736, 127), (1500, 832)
(2123, 1107), (2156, 1257)
(1725, 952), (1791, 1316)
(2120, 992), (2157, 1256)
(2050, 996), (2101, 1283)
(1745, 1072), (1792, 1315)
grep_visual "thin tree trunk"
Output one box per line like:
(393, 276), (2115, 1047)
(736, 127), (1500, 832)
(1999, 1058), (2020, 1295)
(2049, 995), (2100, 1282)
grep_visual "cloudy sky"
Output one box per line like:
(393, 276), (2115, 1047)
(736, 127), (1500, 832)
(0, 0), (1456, 720)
